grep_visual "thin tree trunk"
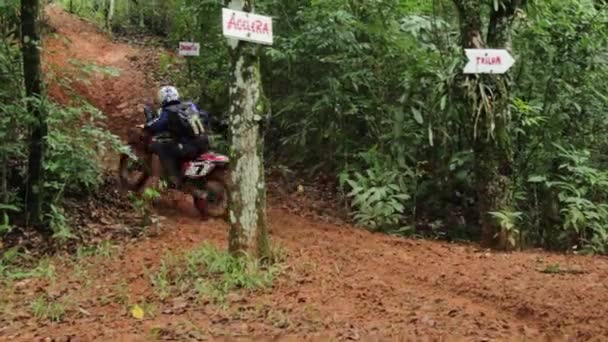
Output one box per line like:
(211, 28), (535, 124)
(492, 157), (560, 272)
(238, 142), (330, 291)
(106, 0), (115, 34)
(139, 0), (144, 28)
(22, 0), (48, 229)
(1, 162), (7, 206)
(225, 0), (270, 259)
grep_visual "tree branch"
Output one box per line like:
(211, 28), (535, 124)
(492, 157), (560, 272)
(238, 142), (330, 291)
(452, 0), (484, 48)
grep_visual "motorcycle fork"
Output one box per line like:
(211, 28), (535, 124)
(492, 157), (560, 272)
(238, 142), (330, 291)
(183, 178), (207, 199)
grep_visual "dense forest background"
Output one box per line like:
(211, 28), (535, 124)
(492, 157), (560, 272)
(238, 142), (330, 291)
(3, 0), (608, 253)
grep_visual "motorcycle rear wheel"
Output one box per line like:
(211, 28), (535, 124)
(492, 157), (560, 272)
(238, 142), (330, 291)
(193, 169), (229, 219)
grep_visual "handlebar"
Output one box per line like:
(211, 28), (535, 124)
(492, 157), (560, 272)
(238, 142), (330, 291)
(143, 105), (156, 122)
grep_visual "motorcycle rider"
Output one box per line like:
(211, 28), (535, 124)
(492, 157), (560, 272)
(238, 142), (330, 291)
(143, 85), (209, 195)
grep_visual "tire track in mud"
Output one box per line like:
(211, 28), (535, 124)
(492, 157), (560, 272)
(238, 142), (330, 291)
(36, 4), (608, 341)
(270, 211), (608, 339)
(268, 213), (541, 339)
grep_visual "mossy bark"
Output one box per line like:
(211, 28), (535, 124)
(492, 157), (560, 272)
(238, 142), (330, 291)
(106, 0), (115, 34)
(139, 1), (144, 28)
(225, 0), (270, 259)
(453, 0), (525, 250)
(22, 0), (48, 230)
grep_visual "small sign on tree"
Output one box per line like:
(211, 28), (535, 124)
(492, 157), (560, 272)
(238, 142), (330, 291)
(222, 8), (273, 45)
(463, 49), (515, 74)
(178, 42), (200, 57)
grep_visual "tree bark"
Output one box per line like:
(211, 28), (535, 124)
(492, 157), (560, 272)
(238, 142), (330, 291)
(106, 0), (115, 34)
(487, 0), (526, 48)
(139, 1), (144, 28)
(126, 0), (130, 24)
(453, 0), (483, 49)
(22, 0), (48, 229)
(224, 0), (270, 259)
(453, 0), (524, 250)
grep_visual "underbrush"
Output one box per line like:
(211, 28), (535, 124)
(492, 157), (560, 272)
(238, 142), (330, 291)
(148, 243), (282, 305)
(0, 25), (140, 255)
(0, 247), (56, 282)
(0, 237), (123, 323)
(338, 143), (608, 254)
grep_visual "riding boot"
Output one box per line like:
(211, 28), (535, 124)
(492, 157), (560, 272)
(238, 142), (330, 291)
(160, 157), (182, 190)
(192, 188), (207, 200)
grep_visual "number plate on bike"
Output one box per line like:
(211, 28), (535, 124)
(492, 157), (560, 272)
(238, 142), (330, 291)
(184, 161), (215, 178)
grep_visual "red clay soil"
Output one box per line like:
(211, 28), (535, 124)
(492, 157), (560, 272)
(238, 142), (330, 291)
(3, 4), (608, 341)
(43, 5), (156, 139)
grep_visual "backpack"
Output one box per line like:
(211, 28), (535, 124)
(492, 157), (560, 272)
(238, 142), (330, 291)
(166, 101), (206, 139)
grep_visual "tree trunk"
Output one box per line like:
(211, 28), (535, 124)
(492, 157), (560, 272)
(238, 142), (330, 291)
(22, 0), (48, 229)
(225, 0), (270, 259)
(106, 0), (115, 34)
(453, 0), (524, 250)
(139, 1), (144, 28)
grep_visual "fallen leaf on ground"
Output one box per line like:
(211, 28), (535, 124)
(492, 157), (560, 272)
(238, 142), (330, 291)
(131, 304), (145, 319)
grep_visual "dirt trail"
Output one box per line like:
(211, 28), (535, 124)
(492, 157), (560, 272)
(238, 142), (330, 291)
(44, 5), (155, 138)
(5, 5), (608, 341)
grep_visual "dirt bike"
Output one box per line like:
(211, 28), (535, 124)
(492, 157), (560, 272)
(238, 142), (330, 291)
(118, 106), (230, 218)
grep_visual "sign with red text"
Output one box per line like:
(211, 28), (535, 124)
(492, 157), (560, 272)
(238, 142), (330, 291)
(179, 42), (200, 57)
(222, 8), (273, 45)
(463, 49), (515, 74)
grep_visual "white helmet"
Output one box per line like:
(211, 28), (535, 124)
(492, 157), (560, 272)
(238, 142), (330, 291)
(158, 86), (180, 106)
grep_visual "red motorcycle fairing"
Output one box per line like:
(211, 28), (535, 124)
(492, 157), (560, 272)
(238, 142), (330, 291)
(197, 152), (230, 163)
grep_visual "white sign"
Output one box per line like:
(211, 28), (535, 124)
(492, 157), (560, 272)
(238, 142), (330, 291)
(179, 42), (200, 57)
(463, 49), (515, 74)
(222, 8), (273, 45)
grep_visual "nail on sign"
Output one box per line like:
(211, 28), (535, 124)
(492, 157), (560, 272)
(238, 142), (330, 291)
(222, 8), (273, 45)
(463, 49), (515, 74)
(179, 42), (200, 57)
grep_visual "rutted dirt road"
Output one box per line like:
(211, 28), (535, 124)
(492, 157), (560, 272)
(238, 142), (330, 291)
(3, 5), (608, 341)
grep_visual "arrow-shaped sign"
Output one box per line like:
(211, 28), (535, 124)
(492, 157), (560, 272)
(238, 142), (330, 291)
(463, 49), (515, 74)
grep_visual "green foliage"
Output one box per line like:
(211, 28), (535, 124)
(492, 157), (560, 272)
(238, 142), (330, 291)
(0, 204), (18, 236)
(128, 187), (161, 227)
(75, 240), (117, 260)
(0, 29), (28, 212)
(0, 248), (56, 282)
(0, 6), (126, 235)
(0, 97), (124, 227)
(527, 145), (608, 253)
(148, 243), (281, 304)
(334, 0), (608, 250)
(47, 0), (608, 253)
(30, 295), (66, 322)
(46, 102), (121, 198)
(46, 204), (74, 241)
(539, 262), (585, 275)
(340, 149), (416, 233)
(57, 0), (231, 112)
(264, 0), (414, 171)
(489, 210), (523, 249)
(0, 0), (20, 35)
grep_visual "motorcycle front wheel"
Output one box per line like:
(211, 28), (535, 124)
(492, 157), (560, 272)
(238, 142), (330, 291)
(118, 153), (150, 192)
